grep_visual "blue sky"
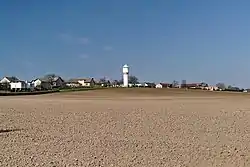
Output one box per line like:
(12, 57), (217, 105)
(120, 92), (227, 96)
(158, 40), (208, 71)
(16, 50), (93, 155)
(1, 0), (250, 87)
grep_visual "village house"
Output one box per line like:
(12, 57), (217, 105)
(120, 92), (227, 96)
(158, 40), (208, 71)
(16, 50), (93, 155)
(155, 83), (171, 88)
(185, 83), (200, 89)
(31, 76), (64, 90)
(10, 81), (27, 91)
(31, 79), (52, 90)
(128, 83), (134, 87)
(66, 78), (95, 87)
(205, 86), (219, 91)
(135, 83), (143, 87)
(65, 79), (82, 87)
(143, 82), (156, 88)
(51, 76), (64, 88)
(95, 79), (111, 87)
(185, 82), (208, 89)
(0, 76), (27, 91)
(136, 82), (156, 88)
(0, 76), (20, 84)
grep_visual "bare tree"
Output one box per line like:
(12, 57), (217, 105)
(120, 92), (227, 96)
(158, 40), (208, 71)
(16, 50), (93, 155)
(129, 76), (139, 85)
(216, 83), (226, 90)
(100, 77), (106, 83)
(0, 83), (10, 91)
(44, 74), (57, 83)
(172, 80), (179, 88)
(112, 80), (121, 87)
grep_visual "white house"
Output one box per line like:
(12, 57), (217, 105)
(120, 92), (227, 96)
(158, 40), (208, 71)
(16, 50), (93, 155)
(128, 83), (133, 87)
(31, 79), (52, 90)
(78, 78), (95, 87)
(155, 83), (163, 88)
(0, 76), (20, 84)
(10, 81), (27, 90)
(66, 78), (95, 87)
(155, 83), (171, 88)
(32, 79), (43, 88)
(135, 83), (143, 87)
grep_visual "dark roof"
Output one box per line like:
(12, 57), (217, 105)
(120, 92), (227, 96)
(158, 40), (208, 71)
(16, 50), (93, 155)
(95, 79), (110, 84)
(145, 82), (155, 85)
(52, 76), (64, 82)
(5, 76), (20, 82)
(67, 79), (80, 83)
(159, 83), (171, 87)
(84, 78), (94, 83)
(67, 78), (94, 83)
(34, 76), (64, 82)
(185, 83), (201, 87)
(31, 78), (50, 83)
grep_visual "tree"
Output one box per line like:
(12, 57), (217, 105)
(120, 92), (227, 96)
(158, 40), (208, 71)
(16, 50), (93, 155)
(216, 83), (226, 90)
(172, 80), (179, 88)
(0, 83), (10, 91)
(118, 79), (123, 85)
(44, 74), (56, 79)
(99, 77), (111, 87)
(100, 77), (106, 83)
(112, 80), (121, 87)
(44, 74), (56, 83)
(128, 76), (139, 85)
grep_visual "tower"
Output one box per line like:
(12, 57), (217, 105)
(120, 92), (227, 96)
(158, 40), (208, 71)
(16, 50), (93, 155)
(122, 64), (129, 87)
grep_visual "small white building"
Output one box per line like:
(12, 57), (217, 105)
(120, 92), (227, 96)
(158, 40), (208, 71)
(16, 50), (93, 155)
(78, 78), (94, 87)
(128, 83), (133, 87)
(31, 79), (52, 90)
(32, 79), (42, 87)
(135, 83), (143, 87)
(10, 81), (27, 90)
(155, 83), (163, 88)
(155, 83), (171, 88)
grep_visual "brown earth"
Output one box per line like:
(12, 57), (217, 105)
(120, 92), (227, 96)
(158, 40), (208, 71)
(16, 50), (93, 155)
(1, 88), (250, 167)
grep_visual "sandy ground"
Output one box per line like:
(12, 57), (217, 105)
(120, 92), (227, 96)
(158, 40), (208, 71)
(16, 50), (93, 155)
(1, 89), (250, 167)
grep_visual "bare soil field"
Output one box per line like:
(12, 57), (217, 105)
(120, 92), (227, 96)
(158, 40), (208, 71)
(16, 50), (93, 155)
(1, 88), (250, 166)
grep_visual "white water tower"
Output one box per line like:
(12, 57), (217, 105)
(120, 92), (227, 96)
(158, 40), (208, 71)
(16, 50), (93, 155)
(122, 64), (129, 87)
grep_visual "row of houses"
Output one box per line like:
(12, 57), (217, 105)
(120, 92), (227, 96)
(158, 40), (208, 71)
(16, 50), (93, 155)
(0, 75), (221, 92)
(155, 82), (220, 91)
(0, 76), (111, 91)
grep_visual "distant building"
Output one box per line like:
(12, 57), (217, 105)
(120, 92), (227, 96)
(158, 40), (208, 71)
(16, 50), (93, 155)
(0, 76), (28, 91)
(155, 83), (171, 88)
(66, 78), (95, 87)
(143, 82), (156, 88)
(51, 76), (64, 88)
(0, 76), (20, 84)
(134, 82), (155, 88)
(185, 82), (208, 89)
(10, 81), (27, 91)
(95, 79), (111, 87)
(31, 79), (52, 90)
(31, 76), (64, 90)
